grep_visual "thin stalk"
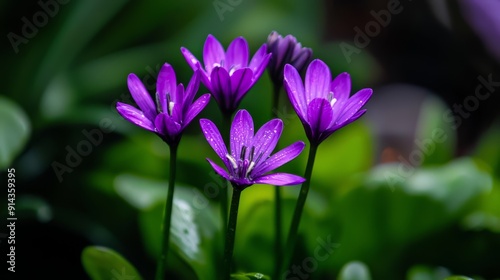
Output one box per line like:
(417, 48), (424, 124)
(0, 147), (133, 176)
(221, 113), (233, 237)
(271, 83), (283, 280)
(224, 187), (242, 280)
(155, 143), (178, 280)
(283, 143), (318, 273)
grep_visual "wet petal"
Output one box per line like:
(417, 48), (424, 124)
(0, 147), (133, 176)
(199, 118), (228, 162)
(183, 94), (210, 129)
(249, 44), (271, 79)
(331, 72), (351, 103)
(307, 98), (333, 140)
(156, 63), (177, 113)
(116, 102), (155, 132)
(226, 37), (249, 70)
(203, 34), (225, 73)
(249, 44), (268, 72)
(210, 67), (232, 111)
(181, 47), (202, 71)
(206, 158), (230, 181)
(251, 119), (283, 166)
(127, 74), (156, 121)
(155, 113), (181, 137)
(183, 71), (201, 110)
(254, 173), (305, 186)
(230, 68), (253, 108)
(336, 88), (372, 125)
(251, 141), (305, 176)
(330, 109), (367, 132)
(284, 64), (307, 119)
(230, 110), (254, 160)
(305, 59), (331, 103)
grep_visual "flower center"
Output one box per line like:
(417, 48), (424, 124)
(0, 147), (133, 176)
(166, 93), (175, 116)
(327, 92), (337, 107)
(225, 145), (263, 180)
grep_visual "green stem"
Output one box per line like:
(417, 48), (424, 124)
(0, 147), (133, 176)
(155, 143), (178, 280)
(271, 83), (283, 280)
(224, 187), (242, 280)
(283, 143), (318, 273)
(221, 114), (232, 239)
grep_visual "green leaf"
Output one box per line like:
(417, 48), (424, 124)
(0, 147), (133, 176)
(230, 272), (271, 280)
(415, 95), (456, 166)
(81, 246), (143, 280)
(329, 158), (491, 277)
(0, 96), (30, 168)
(338, 261), (372, 280)
(444, 277), (475, 280)
(406, 265), (451, 280)
(114, 174), (220, 280)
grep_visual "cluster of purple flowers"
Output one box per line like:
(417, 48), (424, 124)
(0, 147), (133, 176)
(117, 32), (372, 189)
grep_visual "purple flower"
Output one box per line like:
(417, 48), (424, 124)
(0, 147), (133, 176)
(460, 0), (500, 62)
(116, 63), (211, 145)
(200, 110), (305, 190)
(267, 31), (312, 88)
(284, 59), (373, 145)
(181, 35), (271, 115)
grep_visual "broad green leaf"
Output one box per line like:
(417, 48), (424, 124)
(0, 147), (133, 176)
(406, 265), (451, 280)
(444, 277), (475, 280)
(473, 121), (500, 177)
(17, 195), (52, 222)
(338, 261), (372, 280)
(0, 96), (30, 168)
(328, 158), (491, 278)
(230, 272), (271, 280)
(414, 95), (456, 166)
(81, 246), (143, 280)
(235, 185), (331, 276)
(114, 174), (220, 280)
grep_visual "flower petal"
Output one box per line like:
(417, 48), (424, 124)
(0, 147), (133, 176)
(230, 68), (253, 108)
(305, 59), (331, 103)
(207, 158), (230, 181)
(155, 113), (181, 137)
(183, 71), (201, 110)
(284, 64), (307, 120)
(251, 141), (305, 176)
(199, 118), (228, 162)
(183, 93), (210, 129)
(210, 67), (232, 111)
(156, 63), (177, 113)
(336, 88), (372, 125)
(230, 109), (254, 160)
(181, 47), (202, 71)
(127, 74), (157, 121)
(330, 109), (367, 132)
(249, 44), (271, 79)
(331, 72), (351, 103)
(253, 173), (305, 186)
(203, 34), (225, 73)
(226, 37), (249, 71)
(307, 98), (333, 142)
(116, 102), (155, 132)
(251, 119), (283, 167)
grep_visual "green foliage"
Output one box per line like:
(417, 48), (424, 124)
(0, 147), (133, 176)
(230, 272), (271, 280)
(337, 261), (372, 280)
(81, 246), (143, 280)
(0, 97), (30, 168)
(115, 174), (220, 280)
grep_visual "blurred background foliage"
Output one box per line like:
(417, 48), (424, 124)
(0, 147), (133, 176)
(1, 0), (500, 279)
